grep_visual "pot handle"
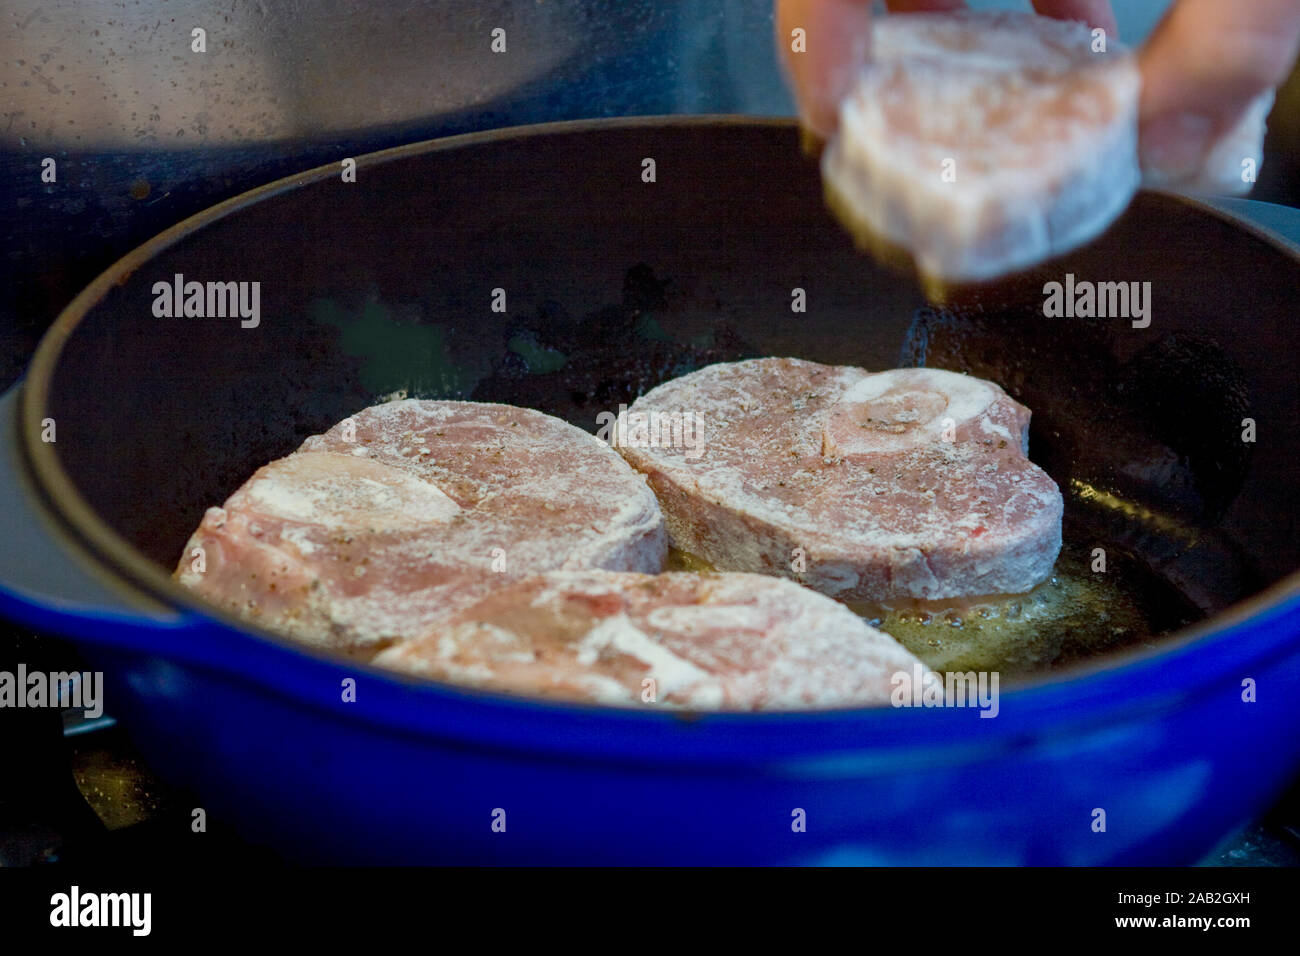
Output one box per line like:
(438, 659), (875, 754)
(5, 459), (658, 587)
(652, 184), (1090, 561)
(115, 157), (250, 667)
(0, 383), (199, 642)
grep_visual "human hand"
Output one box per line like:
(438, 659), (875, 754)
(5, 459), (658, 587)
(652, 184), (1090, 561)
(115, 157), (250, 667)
(776, 0), (1300, 182)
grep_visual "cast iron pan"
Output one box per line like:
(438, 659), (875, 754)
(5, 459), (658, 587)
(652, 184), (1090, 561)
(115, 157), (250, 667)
(7, 117), (1300, 863)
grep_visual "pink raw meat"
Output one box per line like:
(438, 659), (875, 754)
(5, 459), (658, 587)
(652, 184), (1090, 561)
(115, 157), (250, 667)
(374, 570), (930, 710)
(174, 400), (666, 652)
(823, 10), (1142, 282)
(614, 358), (1063, 602)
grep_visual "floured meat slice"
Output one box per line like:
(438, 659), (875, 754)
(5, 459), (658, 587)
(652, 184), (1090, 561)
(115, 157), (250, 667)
(174, 400), (666, 653)
(375, 570), (930, 710)
(615, 358), (1062, 602)
(822, 10), (1142, 282)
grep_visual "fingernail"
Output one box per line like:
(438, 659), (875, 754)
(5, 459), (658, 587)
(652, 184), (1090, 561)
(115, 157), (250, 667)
(1140, 112), (1218, 180)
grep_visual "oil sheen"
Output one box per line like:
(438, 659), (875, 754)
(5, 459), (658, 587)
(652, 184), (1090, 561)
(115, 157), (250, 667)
(666, 537), (1199, 679)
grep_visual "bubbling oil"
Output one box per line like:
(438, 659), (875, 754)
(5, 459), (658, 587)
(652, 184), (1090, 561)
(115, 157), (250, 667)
(666, 537), (1199, 679)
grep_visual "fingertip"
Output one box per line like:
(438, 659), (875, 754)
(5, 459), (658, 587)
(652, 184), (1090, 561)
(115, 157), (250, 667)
(1031, 0), (1118, 37)
(1138, 0), (1300, 123)
(777, 0), (876, 138)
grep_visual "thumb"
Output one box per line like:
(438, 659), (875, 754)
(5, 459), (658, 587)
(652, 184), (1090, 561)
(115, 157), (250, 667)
(776, 0), (877, 140)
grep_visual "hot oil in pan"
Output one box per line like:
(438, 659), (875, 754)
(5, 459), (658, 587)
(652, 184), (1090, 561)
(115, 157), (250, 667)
(667, 534), (1201, 679)
(847, 539), (1201, 676)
